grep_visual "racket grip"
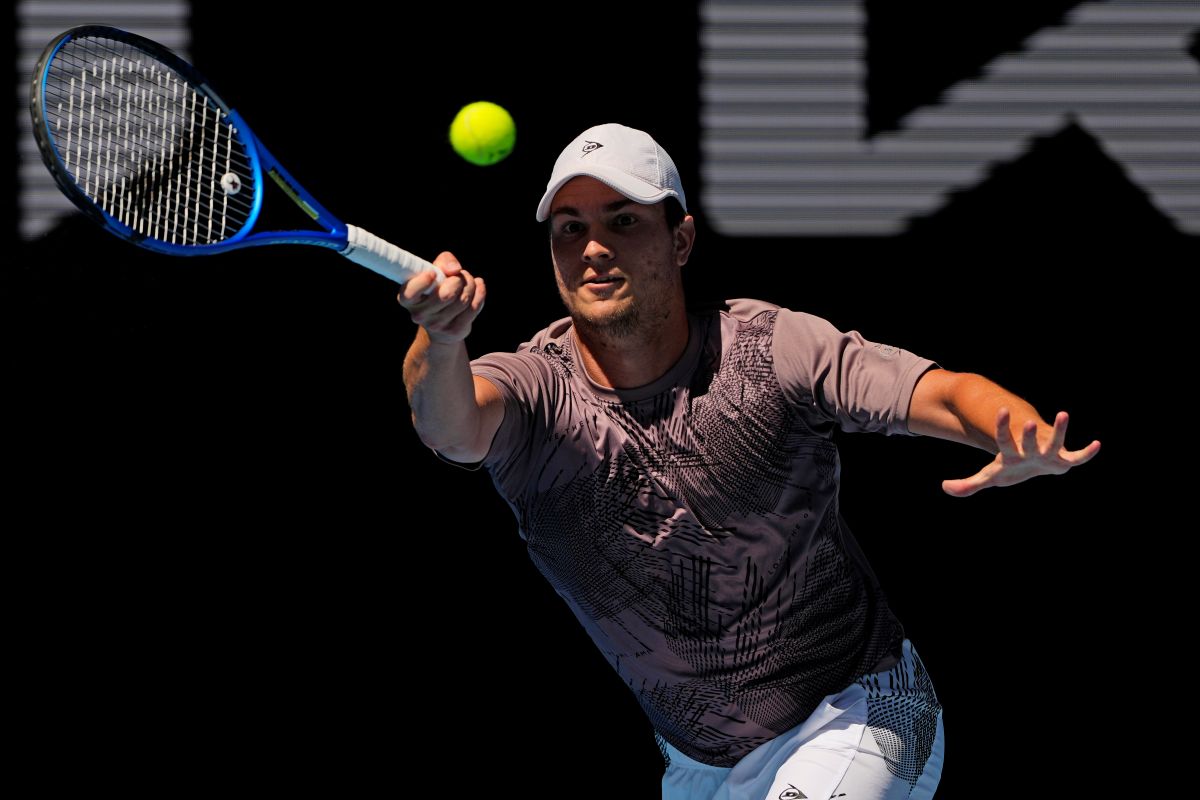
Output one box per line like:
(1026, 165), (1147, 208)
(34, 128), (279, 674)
(341, 225), (446, 287)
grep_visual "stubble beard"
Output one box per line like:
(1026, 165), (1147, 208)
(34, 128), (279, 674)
(568, 295), (643, 343)
(555, 253), (682, 347)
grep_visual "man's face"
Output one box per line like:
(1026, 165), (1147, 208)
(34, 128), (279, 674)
(548, 176), (693, 340)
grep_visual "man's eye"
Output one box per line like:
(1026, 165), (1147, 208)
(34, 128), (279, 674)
(614, 214), (636, 226)
(560, 221), (584, 235)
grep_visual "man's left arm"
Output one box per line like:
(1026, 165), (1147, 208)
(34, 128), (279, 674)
(907, 368), (1101, 497)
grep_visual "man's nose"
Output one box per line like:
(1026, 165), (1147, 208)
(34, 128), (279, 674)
(583, 238), (613, 263)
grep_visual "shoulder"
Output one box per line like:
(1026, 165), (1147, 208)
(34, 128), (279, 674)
(517, 315), (575, 353)
(689, 299), (843, 350)
(690, 298), (839, 333)
(689, 297), (782, 325)
(688, 299), (785, 352)
(471, 316), (578, 396)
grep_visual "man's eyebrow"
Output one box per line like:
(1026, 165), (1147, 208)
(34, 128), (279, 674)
(550, 198), (636, 219)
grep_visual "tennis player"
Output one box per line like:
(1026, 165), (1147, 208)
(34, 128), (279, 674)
(396, 123), (1100, 799)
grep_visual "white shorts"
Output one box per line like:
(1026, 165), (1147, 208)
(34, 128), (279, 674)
(660, 639), (944, 800)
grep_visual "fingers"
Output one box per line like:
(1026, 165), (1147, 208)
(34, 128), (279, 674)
(396, 251), (486, 342)
(410, 269), (477, 320)
(1063, 438), (1102, 466)
(471, 276), (487, 314)
(398, 251), (461, 303)
(432, 250), (463, 276)
(951, 410), (1099, 498)
(397, 269), (441, 304)
(994, 407), (1018, 457)
(1046, 411), (1069, 455)
(942, 477), (983, 498)
(942, 458), (1001, 497)
(997, 407), (1045, 458)
(397, 253), (463, 308)
(1020, 419), (1038, 457)
(1048, 411), (1101, 467)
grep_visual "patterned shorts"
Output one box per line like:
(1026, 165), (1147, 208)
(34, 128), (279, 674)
(659, 639), (945, 800)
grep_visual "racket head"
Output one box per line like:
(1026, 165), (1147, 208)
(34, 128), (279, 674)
(30, 25), (263, 254)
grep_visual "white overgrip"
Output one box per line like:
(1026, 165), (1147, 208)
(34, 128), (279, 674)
(340, 224), (446, 286)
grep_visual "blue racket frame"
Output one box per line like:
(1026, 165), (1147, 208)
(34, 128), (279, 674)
(32, 25), (354, 257)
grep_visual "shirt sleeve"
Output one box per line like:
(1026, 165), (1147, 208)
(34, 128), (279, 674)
(465, 350), (553, 471)
(772, 309), (938, 435)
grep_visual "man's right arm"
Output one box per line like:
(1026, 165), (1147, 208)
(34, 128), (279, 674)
(398, 251), (504, 464)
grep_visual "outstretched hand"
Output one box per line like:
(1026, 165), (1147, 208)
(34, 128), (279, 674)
(942, 408), (1101, 497)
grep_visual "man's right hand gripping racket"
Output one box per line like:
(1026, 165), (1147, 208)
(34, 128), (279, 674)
(29, 25), (444, 287)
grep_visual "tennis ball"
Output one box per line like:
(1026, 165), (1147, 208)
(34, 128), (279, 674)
(449, 101), (516, 166)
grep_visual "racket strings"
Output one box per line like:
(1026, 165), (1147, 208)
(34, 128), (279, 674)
(41, 36), (255, 246)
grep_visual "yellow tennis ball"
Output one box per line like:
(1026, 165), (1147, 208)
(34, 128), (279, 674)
(449, 101), (516, 166)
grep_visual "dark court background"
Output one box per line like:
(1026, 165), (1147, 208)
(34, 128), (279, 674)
(6, 2), (1196, 796)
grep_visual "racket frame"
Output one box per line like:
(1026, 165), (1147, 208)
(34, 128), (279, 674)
(30, 25), (356, 257)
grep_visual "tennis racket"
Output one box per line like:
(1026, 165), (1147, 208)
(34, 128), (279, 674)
(30, 25), (444, 286)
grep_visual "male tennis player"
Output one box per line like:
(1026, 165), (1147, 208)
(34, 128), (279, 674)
(396, 123), (1100, 799)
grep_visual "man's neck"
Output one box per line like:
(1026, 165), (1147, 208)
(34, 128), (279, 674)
(573, 308), (690, 390)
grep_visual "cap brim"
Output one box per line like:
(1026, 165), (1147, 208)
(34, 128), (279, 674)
(535, 164), (679, 221)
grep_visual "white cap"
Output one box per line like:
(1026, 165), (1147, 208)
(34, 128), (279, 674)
(535, 123), (687, 222)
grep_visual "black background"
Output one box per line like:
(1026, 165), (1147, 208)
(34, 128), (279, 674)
(7, 2), (1196, 795)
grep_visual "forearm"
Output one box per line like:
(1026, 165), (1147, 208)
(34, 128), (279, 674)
(910, 368), (1100, 496)
(950, 374), (1049, 453)
(403, 327), (484, 453)
(911, 371), (1049, 453)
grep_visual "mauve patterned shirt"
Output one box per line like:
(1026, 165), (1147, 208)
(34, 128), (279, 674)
(466, 298), (937, 767)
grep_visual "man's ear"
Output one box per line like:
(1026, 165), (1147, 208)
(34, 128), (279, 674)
(674, 215), (696, 267)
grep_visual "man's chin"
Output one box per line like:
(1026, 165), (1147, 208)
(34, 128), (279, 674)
(571, 303), (640, 339)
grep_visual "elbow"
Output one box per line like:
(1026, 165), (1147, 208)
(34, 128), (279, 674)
(411, 416), (489, 463)
(411, 418), (457, 454)
(424, 437), (489, 464)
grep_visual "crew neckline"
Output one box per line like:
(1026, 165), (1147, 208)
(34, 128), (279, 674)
(566, 313), (703, 403)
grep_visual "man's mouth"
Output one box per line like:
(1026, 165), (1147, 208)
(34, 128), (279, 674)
(584, 274), (623, 288)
